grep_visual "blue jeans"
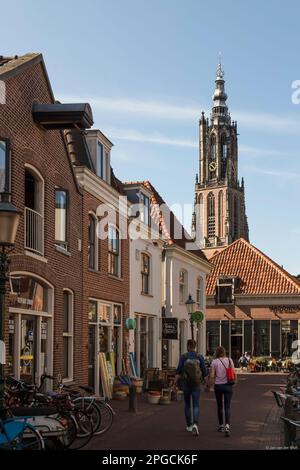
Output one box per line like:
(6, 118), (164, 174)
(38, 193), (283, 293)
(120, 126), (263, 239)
(214, 384), (233, 425)
(183, 385), (200, 426)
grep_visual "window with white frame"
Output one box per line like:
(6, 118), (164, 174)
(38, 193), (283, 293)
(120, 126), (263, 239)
(196, 277), (203, 308)
(108, 226), (120, 277)
(179, 269), (188, 304)
(55, 189), (68, 249)
(63, 290), (73, 381)
(141, 253), (150, 294)
(140, 193), (150, 226)
(88, 213), (98, 270)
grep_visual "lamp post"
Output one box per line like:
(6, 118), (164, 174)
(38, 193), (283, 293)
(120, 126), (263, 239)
(185, 294), (196, 342)
(0, 194), (21, 414)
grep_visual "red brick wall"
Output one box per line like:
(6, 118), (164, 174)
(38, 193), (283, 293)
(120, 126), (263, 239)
(82, 191), (130, 357)
(0, 60), (85, 384)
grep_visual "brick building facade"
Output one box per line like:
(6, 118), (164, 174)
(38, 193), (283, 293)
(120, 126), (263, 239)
(0, 53), (130, 393)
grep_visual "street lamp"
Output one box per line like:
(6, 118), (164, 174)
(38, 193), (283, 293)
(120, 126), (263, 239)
(0, 194), (21, 414)
(185, 294), (196, 342)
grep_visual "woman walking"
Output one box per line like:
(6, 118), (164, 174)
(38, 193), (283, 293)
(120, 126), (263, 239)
(208, 346), (235, 437)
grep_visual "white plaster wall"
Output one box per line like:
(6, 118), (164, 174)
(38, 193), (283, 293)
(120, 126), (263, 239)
(163, 248), (208, 367)
(129, 237), (163, 368)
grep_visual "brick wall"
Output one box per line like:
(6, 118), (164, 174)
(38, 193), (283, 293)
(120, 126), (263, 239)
(0, 60), (85, 384)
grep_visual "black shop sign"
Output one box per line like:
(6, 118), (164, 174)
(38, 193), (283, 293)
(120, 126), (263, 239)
(162, 318), (178, 340)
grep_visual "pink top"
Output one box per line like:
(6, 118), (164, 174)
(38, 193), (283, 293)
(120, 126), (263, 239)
(211, 357), (234, 384)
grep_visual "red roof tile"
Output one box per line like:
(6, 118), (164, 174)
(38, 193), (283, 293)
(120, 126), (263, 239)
(206, 238), (300, 296)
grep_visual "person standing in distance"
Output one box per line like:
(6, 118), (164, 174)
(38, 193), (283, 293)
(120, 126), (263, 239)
(175, 339), (208, 436)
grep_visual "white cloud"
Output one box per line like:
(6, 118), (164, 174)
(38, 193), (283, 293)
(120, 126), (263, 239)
(104, 126), (197, 148)
(58, 93), (300, 134)
(244, 166), (300, 180)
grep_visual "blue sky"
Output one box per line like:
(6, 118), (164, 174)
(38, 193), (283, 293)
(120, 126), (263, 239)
(1, 0), (300, 274)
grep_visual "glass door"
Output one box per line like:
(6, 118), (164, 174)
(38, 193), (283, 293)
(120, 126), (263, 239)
(20, 315), (37, 384)
(230, 320), (243, 365)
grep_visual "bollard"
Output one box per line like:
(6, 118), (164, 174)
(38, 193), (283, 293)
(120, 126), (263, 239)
(129, 384), (138, 413)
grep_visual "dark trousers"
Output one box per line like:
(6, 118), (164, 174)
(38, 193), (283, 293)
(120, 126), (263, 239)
(183, 385), (200, 426)
(214, 384), (233, 426)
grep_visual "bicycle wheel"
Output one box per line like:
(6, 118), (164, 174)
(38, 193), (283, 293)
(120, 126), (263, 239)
(68, 409), (93, 450)
(17, 424), (45, 450)
(74, 398), (101, 434)
(94, 401), (114, 435)
(53, 412), (77, 449)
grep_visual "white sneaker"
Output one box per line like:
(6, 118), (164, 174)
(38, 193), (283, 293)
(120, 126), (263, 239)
(186, 425), (193, 432)
(218, 425), (224, 432)
(225, 424), (231, 437)
(192, 424), (199, 436)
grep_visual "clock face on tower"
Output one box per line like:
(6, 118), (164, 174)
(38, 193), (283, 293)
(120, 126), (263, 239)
(209, 161), (217, 172)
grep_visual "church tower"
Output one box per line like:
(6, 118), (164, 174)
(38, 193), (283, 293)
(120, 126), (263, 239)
(192, 59), (249, 259)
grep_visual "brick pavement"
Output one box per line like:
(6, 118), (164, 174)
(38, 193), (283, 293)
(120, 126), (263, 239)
(87, 373), (286, 450)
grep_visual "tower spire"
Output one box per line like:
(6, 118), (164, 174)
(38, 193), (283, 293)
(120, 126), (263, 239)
(212, 54), (229, 125)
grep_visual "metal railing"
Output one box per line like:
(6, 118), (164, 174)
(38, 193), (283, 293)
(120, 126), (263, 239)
(25, 207), (44, 256)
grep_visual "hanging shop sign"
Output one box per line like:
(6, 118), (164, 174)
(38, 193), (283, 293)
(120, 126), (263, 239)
(162, 318), (178, 340)
(191, 311), (204, 324)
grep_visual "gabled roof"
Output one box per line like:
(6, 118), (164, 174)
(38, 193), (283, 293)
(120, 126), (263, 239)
(0, 53), (54, 100)
(206, 238), (300, 296)
(124, 180), (208, 263)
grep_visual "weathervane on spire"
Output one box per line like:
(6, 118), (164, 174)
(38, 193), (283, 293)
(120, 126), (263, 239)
(216, 52), (224, 79)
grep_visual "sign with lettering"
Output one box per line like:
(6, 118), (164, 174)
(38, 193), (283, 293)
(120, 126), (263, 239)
(162, 318), (178, 340)
(270, 306), (300, 314)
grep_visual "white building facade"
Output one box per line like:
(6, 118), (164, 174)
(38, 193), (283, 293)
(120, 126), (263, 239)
(163, 245), (212, 367)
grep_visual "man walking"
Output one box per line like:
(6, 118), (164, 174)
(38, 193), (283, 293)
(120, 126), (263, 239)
(175, 339), (207, 436)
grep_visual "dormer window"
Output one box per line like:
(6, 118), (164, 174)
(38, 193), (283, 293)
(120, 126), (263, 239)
(140, 193), (150, 226)
(96, 141), (109, 182)
(216, 276), (235, 304)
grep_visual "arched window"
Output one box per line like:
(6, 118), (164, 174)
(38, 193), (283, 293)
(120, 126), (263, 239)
(88, 213), (98, 270)
(179, 269), (188, 304)
(25, 165), (44, 255)
(108, 226), (120, 277)
(218, 191), (223, 238)
(141, 253), (151, 294)
(220, 134), (227, 179)
(196, 277), (203, 308)
(207, 192), (215, 238)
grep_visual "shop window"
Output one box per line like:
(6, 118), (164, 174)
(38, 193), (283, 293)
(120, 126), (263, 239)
(207, 321), (220, 356)
(244, 320), (253, 356)
(271, 320), (280, 357)
(0, 137), (10, 193)
(281, 320), (298, 357)
(88, 300), (98, 323)
(179, 269), (188, 304)
(55, 189), (68, 249)
(216, 277), (235, 304)
(108, 225), (120, 277)
(254, 320), (270, 356)
(63, 290), (74, 381)
(220, 321), (229, 355)
(141, 253), (150, 294)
